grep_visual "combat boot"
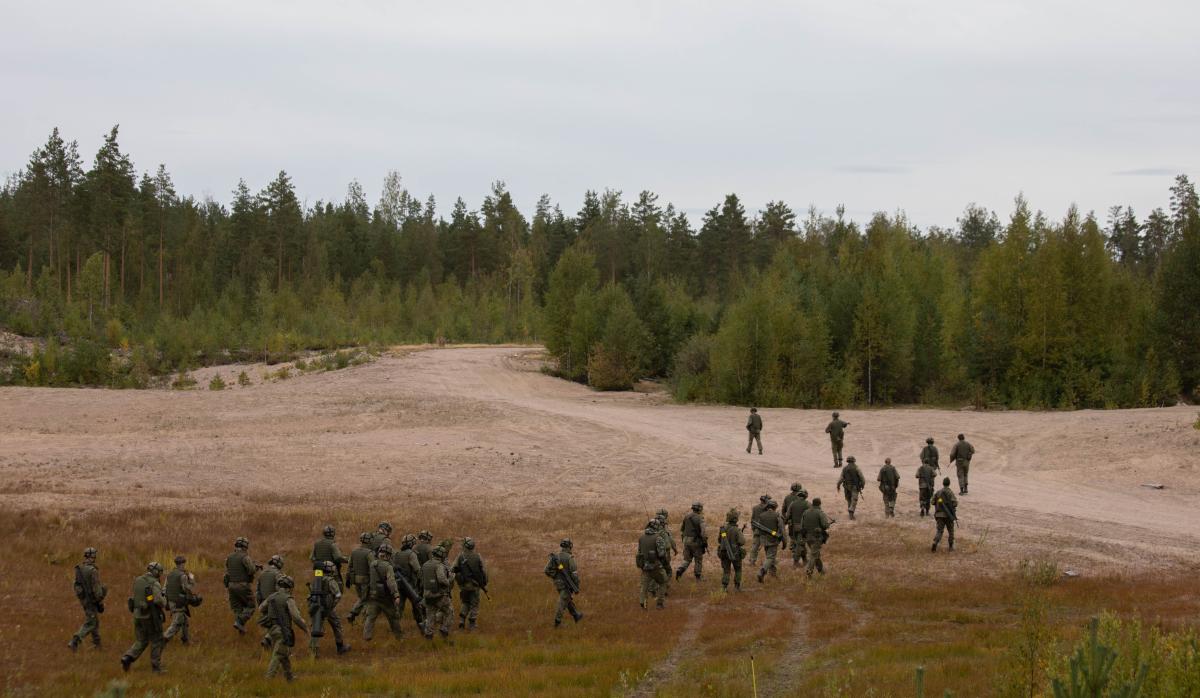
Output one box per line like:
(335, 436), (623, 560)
(756, 568), (766, 584)
(571, 610), (583, 623)
(948, 540), (955, 551)
(930, 542), (938, 553)
(233, 619), (246, 635)
(674, 568), (683, 581)
(468, 619), (477, 630)
(721, 583), (728, 592)
(120, 655), (133, 673)
(336, 642), (351, 655)
(655, 598), (665, 609)
(68, 637), (80, 652)
(152, 665), (165, 674)
(458, 616), (466, 629)
(734, 580), (741, 591)
(554, 618), (562, 628)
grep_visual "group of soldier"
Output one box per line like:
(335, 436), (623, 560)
(68, 525), (490, 681)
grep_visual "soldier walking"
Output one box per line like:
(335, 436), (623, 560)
(748, 494), (771, 565)
(825, 412), (849, 468)
(783, 485), (810, 568)
(422, 546), (456, 640)
(395, 534), (426, 632)
(363, 544), (403, 642)
(257, 555), (285, 648)
(258, 575), (308, 682)
(950, 433), (976, 495)
(306, 560), (350, 657)
(746, 407), (764, 454)
(877, 458), (900, 517)
(800, 499), (832, 578)
(921, 437), (940, 473)
(675, 502), (707, 581)
(120, 562), (167, 674)
(69, 547), (106, 651)
(916, 460), (937, 516)
(311, 525), (349, 588)
(369, 522), (393, 552)
(224, 537), (259, 635)
(654, 509), (678, 596)
(345, 532), (374, 625)
(932, 477), (959, 552)
(717, 509), (746, 591)
(755, 500), (786, 582)
(545, 539), (582, 627)
(163, 556), (198, 645)
(415, 531), (435, 565)
(452, 538), (488, 630)
(637, 520), (669, 609)
(837, 456), (866, 520)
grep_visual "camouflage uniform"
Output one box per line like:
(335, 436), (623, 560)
(395, 535), (426, 632)
(414, 531), (434, 566)
(452, 539), (487, 630)
(920, 438), (940, 473)
(717, 511), (746, 591)
(306, 561), (349, 657)
(877, 459), (900, 517)
(675, 504), (707, 580)
(747, 495), (771, 565)
(223, 538), (258, 634)
(755, 501), (786, 582)
(69, 549), (106, 650)
(311, 525), (349, 588)
(654, 510), (677, 596)
(746, 408), (764, 454)
(950, 434), (975, 495)
(637, 522), (669, 609)
(363, 546), (403, 642)
(369, 522), (394, 553)
(932, 481), (959, 552)
(800, 501), (832, 577)
(256, 556), (285, 648)
(837, 456), (866, 519)
(916, 463), (937, 516)
(257, 578), (308, 682)
(546, 540), (582, 627)
(825, 413), (849, 468)
(163, 557), (197, 644)
(345, 533), (374, 624)
(421, 547), (455, 639)
(783, 486), (810, 566)
(120, 563), (167, 674)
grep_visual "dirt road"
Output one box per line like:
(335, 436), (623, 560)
(2, 346), (1197, 569)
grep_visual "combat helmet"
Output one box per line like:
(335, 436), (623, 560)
(277, 575), (294, 589)
(377, 543), (394, 557)
(560, 538), (573, 550)
(174, 555), (187, 565)
(846, 456), (856, 463)
(432, 546), (447, 560)
(418, 530), (433, 541)
(926, 437), (935, 444)
(726, 508), (739, 523)
(691, 501), (703, 512)
(147, 561), (164, 576)
(322, 525), (336, 538)
(791, 482), (802, 492)
(463, 537), (476, 550)
(268, 555), (284, 569)
(234, 536), (249, 550)
(378, 521), (393, 533)
(83, 547), (97, 559)
(359, 532), (373, 544)
(401, 533), (417, 549)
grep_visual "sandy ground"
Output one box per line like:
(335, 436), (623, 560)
(2, 345), (1198, 571)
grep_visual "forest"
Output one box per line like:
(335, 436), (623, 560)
(1, 125), (1198, 408)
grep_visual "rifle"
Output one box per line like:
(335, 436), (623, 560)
(750, 520), (785, 543)
(548, 553), (579, 594)
(308, 570), (327, 638)
(719, 527), (736, 561)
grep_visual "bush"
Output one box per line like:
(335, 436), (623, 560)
(273, 366), (291, 381)
(171, 372), (196, 390)
(237, 371), (250, 386)
(209, 375), (226, 391)
(1017, 558), (1060, 587)
(587, 344), (635, 390)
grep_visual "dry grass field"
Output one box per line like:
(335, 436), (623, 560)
(2, 346), (1199, 697)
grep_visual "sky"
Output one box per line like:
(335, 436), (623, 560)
(2, 1), (1197, 229)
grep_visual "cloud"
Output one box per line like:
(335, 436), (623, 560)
(1113, 168), (1181, 176)
(835, 165), (910, 174)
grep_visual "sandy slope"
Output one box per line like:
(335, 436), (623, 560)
(2, 346), (1197, 569)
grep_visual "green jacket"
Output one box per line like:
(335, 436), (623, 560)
(916, 464), (937, 489)
(921, 444), (940, 469)
(225, 550), (256, 585)
(838, 463), (866, 491)
(74, 562), (106, 607)
(257, 567), (281, 602)
(165, 567), (193, 608)
(878, 464), (900, 490)
(825, 418), (848, 440)
(369, 559), (399, 601)
(369, 532), (392, 553)
(420, 558), (452, 597)
(747, 413), (763, 432)
(414, 542), (433, 565)
(546, 551), (579, 592)
(638, 530), (668, 570)
(799, 506), (830, 542)
(950, 440), (975, 463)
(349, 545), (373, 581)
(130, 573), (166, 621)
(717, 523), (746, 560)
(680, 512), (706, 539)
(933, 487), (959, 519)
(784, 497), (809, 529)
(452, 551), (487, 590)
(394, 548), (421, 584)
(311, 537), (348, 567)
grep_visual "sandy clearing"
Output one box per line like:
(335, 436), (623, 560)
(1, 345), (1198, 570)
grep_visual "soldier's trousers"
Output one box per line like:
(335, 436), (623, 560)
(459, 587), (481, 623)
(73, 604), (101, 645)
(747, 431), (763, 453)
(123, 618), (165, 669)
(640, 567), (668, 606)
(398, 587), (425, 631)
(844, 488), (860, 516)
(163, 609), (189, 643)
(363, 599), (402, 641)
(749, 533), (764, 565)
(227, 583), (255, 626)
(760, 542), (780, 577)
(805, 538), (825, 576)
(719, 555), (742, 588)
(309, 610), (345, 653)
(830, 438), (843, 467)
(554, 587), (579, 624)
(347, 579), (369, 620)
(659, 556), (673, 595)
(424, 593), (453, 636)
(956, 460), (970, 492)
(934, 518), (955, 548)
(265, 626), (294, 679)
(789, 531), (807, 564)
(919, 487), (932, 515)
(881, 488), (897, 517)
(677, 539), (705, 578)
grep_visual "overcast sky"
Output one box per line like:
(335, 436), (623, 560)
(3, 1), (1197, 228)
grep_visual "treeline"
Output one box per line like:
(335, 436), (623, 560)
(1, 125), (1198, 406)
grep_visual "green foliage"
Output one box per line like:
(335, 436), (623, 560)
(1051, 618), (1147, 698)
(237, 370), (250, 386)
(209, 374), (226, 391)
(171, 371), (196, 390)
(1017, 558), (1060, 587)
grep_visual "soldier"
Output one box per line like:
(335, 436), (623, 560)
(69, 547), (106, 651)
(362, 544), (403, 642)
(120, 562), (167, 674)
(837, 455), (866, 520)
(306, 560), (350, 657)
(421, 546), (455, 640)
(163, 555), (199, 645)
(546, 539), (582, 627)
(950, 433), (976, 495)
(920, 437), (940, 473)
(345, 532), (374, 625)
(223, 537), (259, 635)
(877, 457), (900, 518)
(746, 407), (764, 455)
(654, 509), (677, 596)
(799, 498), (832, 578)
(415, 530), (435, 565)
(916, 460), (937, 516)
(675, 502), (707, 581)
(755, 500), (786, 583)
(394, 534), (426, 632)
(748, 494), (771, 565)
(717, 509), (747, 591)
(311, 525), (350, 588)
(257, 555), (285, 648)
(783, 485), (810, 568)
(369, 522), (393, 553)
(637, 520), (669, 609)
(825, 411), (850, 468)
(258, 575), (308, 682)
(452, 538), (487, 630)
(931, 477), (959, 552)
